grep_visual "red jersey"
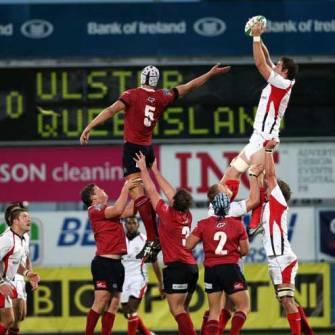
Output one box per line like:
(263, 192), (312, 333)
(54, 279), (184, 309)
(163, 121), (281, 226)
(119, 87), (177, 145)
(88, 204), (127, 256)
(156, 199), (196, 265)
(192, 216), (247, 267)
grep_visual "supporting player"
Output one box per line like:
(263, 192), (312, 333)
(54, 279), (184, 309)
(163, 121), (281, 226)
(80, 180), (137, 335)
(4, 203), (38, 335)
(186, 192), (250, 335)
(134, 153), (198, 335)
(121, 216), (163, 335)
(0, 205), (40, 335)
(262, 140), (314, 335)
(80, 64), (231, 261)
(221, 21), (298, 233)
(200, 165), (263, 334)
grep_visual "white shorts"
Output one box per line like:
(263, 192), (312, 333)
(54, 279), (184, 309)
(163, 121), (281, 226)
(121, 277), (147, 304)
(0, 280), (18, 309)
(13, 275), (27, 301)
(268, 253), (298, 286)
(242, 131), (279, 161)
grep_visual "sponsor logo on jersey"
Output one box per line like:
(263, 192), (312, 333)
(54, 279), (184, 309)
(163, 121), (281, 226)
(172, 283), (188, 290)
(233, 282), (244, 290)
(21, 19), (53, 39)
(193, 17), (226, 37)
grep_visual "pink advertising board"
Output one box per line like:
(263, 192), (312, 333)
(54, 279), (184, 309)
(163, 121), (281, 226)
(0, 146), (160, 202)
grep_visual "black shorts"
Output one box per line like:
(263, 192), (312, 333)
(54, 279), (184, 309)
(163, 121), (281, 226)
(91, 256), (125, 292)
(163, 262), (199, 294)
(204, 264), (247, 295)
(123, 142), (155, 177)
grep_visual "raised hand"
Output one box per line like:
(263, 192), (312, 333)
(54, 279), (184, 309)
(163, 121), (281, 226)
(264, 139), (279, 150)
(249, 164), (264, 177)
(80, 127), (91, 144)
(209, 63), (231, 77)
(251, 21), (265, 37)
(133, 152), (147, 171)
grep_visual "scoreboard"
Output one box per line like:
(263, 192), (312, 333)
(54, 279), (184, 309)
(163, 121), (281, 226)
(0, 64), (334, 145)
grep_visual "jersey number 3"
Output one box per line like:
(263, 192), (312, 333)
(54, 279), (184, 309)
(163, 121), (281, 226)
(144, 105), (155, 127)
(214, 232), (228, 255)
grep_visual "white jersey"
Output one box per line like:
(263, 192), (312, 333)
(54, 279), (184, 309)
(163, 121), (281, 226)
(253, 70), (295, 138)
(0, 229), (26, 281)
(208, 200), (247, 219)
(122, 233), (148, 281)
(15, 232), (30, 281)
(262, 185), (293, 257)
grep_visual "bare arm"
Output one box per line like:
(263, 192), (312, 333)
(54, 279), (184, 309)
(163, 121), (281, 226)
(264, 140), (278, 192)
(151, 160), (176, 203)
(134, 153), (161, 210)
(261, 40), (274, 68)
(239, 239), (249, 256)
(152, 261), (164, 298)
(105, 180), (135, 219)
(185, 234), (201, 250)
(176, 64), (231, 98)
(80, 100), (125, 144)
(120, 200), (136, 218)
(252, 23), (272, 80)
(245, 164), (263, 211)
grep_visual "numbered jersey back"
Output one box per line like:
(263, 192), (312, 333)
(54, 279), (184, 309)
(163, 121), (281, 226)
(119, 87), (177, 145)
(193, 216), (248, 267)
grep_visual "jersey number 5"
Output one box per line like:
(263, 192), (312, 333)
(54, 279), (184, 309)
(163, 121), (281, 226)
(214, 232), (228, 255)
(144, 105), (155, 127)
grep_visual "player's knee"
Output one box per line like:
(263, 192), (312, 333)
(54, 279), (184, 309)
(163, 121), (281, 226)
(230, 156), (249, 173)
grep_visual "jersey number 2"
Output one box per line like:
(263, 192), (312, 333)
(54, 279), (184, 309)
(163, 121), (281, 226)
(214, 232), (228, 255)
(182, 226), (190, 247)
(144, 105), (155, 127)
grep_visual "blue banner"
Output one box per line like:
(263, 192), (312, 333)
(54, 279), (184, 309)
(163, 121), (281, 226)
(0, 1), (334, 58)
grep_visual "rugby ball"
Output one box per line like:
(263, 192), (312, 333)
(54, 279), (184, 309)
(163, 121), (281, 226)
(244, 15), (267, 36)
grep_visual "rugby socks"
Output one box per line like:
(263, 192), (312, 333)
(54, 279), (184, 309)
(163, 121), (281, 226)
(101, 311), (115, 335)
(205, 319), (220, 335)
(135, 195), (157, 240)
(200, 310), (209, 335)
(297, 305), (314, 335)
(249, 187), (266, 229)
(137, 316), (152, 335)
(0, 323), (6, 335)
(85, 309), (100, 335)
(219, 308), (231, 333)
(230, 311), (247, 335)
(175, 312), (197, 335)
(128, 314), (139, 335)
(287, 312), (302, 335)
(225, 179), (240, 202)
(8, 328), (20, 335)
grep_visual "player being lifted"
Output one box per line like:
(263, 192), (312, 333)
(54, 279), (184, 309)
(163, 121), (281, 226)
(80, 64), (231, 261)
(221, 20), (298, 233)
(262, 140), (314, 335)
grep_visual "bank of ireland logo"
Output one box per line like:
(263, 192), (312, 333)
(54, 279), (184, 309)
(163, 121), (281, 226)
(21, 19), (53, 39)
(193, 17), (226, 37)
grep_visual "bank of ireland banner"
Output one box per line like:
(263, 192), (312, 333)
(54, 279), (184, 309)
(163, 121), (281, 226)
(21, 264), (331, 333)
(0, 146), (159, 202)
(0, 1), (334, 58)
(160, 143), (335, 201)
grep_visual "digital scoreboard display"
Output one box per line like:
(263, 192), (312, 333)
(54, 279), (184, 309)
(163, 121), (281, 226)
(0, 65), (334, 144)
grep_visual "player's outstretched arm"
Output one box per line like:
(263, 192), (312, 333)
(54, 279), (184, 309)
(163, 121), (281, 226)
(152, 261), (165, 299)
(175, 64), (231, 98)
(252, 22), (272, 80)
(261, 40), (274, 68)
(120, 200), (136, 218)
(80, 100), (125, 144)
(245, 164), (263, 211)
(105, 179), (136, 219)
(151, 159), (176, 203)
(264, 140), (278, 192)
(134, 152), (161, 210)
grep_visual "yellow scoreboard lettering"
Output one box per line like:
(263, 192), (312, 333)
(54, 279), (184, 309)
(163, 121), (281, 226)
(112, 71), (132, 95)
(36, 71), (57, 100)
(87, 71), (108, 99)
(62, 109), (84, 137)
(6, 91), (23, 119)
(62, 72), (82, 100)
(163, 107), (184, 135)
(88, 108), (108, 137)
(189, 107), (209, 135)
(213, 107), (234, 135)
(239, 106), (255, 134)
(162, 70), (183, 89)
(37, 113), (58, 138)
